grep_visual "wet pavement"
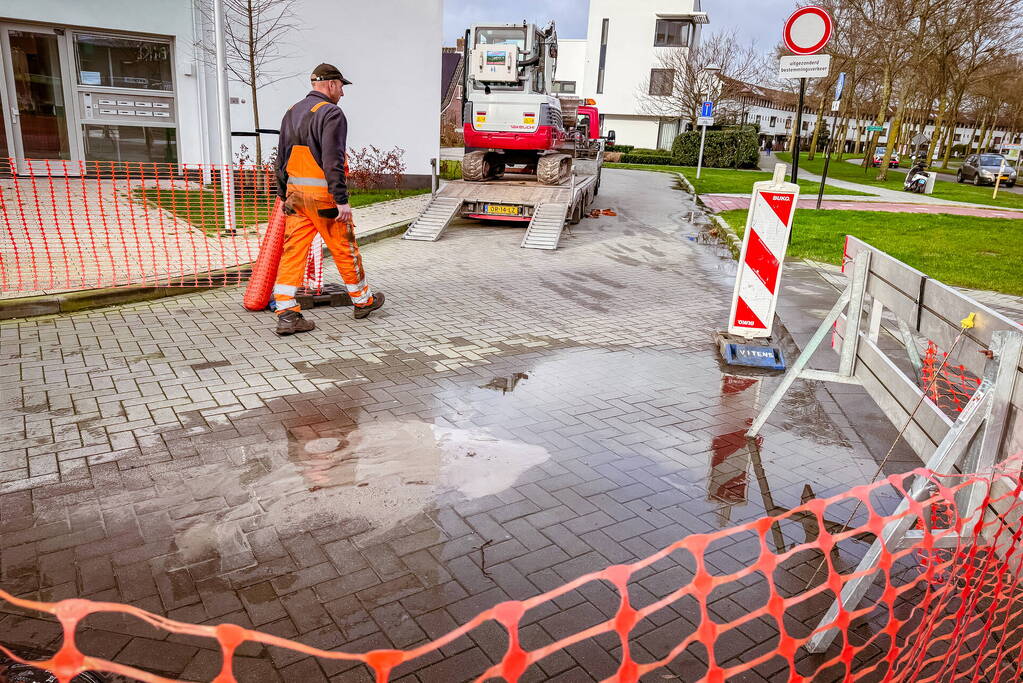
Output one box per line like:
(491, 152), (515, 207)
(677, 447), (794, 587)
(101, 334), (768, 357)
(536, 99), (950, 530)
(1, 169), (905, 681)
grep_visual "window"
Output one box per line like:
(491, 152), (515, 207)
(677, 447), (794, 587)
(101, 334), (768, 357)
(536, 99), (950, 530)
(474, 27), (526, 49)
(654, 19), (691, 47)
(785, 118), (792, 130)
(802, 121), (809, 131)
(993, 136), (1002, 145)
(648, 69), (674, 96)
(83, 124), (177, 163)
(954, 133), (962, 141)
(657, 119), (680, 150)
(597, 18), (609, 94)
(754, 114), (762, 123)
(553, 81), (576, 94)
(769, 116), (777, 127)
(75, 33), (173, 90)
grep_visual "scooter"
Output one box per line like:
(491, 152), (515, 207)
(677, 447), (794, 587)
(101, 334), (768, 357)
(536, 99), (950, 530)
(904, 166), (929, 194)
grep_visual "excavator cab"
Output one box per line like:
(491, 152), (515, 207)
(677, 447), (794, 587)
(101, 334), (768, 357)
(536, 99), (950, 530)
(462, 22), (574, 185)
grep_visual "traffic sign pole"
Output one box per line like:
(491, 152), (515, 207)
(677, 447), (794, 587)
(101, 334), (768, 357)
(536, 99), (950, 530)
(697, 123), (709, 179)
(791, 77), (807, 183)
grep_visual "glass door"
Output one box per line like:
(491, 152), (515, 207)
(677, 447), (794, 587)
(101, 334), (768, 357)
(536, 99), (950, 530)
(1, 24), (79, 175)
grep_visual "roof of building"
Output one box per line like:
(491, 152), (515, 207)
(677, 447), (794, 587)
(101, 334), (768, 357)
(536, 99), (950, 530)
(441, 52), (461, 100)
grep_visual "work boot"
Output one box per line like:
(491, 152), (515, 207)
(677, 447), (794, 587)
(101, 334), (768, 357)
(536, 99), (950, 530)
(353, 292), (386, 320)
(275, 311), (315, 336)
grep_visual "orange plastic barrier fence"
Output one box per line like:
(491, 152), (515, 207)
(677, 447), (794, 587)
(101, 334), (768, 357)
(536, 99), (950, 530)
(2, 458), (1021, 682)
(1, 159), (278, 292)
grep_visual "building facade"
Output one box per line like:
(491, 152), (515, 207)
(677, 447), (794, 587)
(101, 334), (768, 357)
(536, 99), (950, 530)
(0, 0), (442, 179)
(722, 80), (1023, 160)
(577, 0), (708, 149)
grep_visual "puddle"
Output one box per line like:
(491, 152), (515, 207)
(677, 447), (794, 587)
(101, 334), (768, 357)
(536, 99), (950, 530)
(481, 372), (529, 394)
(176, 421), (551, 550)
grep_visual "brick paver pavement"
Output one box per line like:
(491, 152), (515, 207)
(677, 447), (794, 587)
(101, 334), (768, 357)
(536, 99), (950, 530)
(1, 169), (905, 681)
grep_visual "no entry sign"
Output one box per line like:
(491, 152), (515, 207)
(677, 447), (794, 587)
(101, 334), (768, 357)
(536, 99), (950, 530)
(783, 6), (833, 56)
(727, 165), (799, 339)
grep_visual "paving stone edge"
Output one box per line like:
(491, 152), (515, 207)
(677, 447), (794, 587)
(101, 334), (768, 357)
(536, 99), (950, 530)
(0, 220), (411, 321)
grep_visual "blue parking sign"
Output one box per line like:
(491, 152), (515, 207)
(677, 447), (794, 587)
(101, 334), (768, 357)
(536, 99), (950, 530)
(701, 101), (714, 117)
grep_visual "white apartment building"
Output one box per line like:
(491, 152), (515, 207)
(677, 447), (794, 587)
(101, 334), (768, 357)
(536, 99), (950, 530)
(0, 0), (441, 181)
(725, 81), (1022, 159)
(558, 0), (708, 149)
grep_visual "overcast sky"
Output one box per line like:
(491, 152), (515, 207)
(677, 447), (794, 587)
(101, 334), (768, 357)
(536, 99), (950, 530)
(443, 0), (798, 53)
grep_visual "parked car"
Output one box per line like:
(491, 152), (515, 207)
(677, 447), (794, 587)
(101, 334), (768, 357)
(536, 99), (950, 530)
(869, 146), (900, 168)
(957, 154), (1017, 187)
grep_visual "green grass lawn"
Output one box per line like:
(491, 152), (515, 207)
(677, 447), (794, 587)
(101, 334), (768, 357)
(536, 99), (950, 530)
(719, 207), (1023, 295)
(604, 162), (874, 197)
(776, 152), (1023, 210)
(135, 187), (429, 236)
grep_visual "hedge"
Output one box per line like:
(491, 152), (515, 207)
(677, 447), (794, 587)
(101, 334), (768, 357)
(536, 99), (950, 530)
(606, 144), (635, 153)
(618, 153), (680, 165)
(670, 127), (759, 168)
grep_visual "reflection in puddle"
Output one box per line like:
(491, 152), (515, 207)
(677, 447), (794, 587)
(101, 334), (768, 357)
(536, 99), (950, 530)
(177, 422), (551, 555)
(280, 422), (552, 533)
(481, 372), (529, 394)
(707, 374), (762, 527)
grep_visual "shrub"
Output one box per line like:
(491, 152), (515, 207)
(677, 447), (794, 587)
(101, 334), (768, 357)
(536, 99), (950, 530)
(347, 145), (406, 190)
(671, 127), (759, 168)
(603, 151), (623, 163)
(629, 147), (668, 156)
(439, 160), (462, 180)
(440, 123), (464, 147)
(606, 144), (635, 153)
(950, 143), (968, 158)
(618, 153), (680, 165)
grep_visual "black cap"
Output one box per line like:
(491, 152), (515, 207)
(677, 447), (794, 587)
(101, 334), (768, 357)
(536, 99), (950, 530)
(311, 63), (352, 85)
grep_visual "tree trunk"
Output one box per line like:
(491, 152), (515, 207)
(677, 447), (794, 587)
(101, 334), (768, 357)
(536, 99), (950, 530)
(877, 72), (913, 181)
(862, 63), (892, 169)
(971, 112), (989, 157)
(925, 92), (948, 168)
(246, 0), (262, 166)
(807, 92), (827, 161)
(940, 95), (963, 169)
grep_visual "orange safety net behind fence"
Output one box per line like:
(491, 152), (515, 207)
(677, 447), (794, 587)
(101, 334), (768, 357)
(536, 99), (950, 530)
(2, 459), (1022, 683)
(921, 340), (983, 416)
(1, 159), (279, 293)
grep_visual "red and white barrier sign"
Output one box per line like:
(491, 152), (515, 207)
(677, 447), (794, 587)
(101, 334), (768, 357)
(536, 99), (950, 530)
(727, 164), (799, 339)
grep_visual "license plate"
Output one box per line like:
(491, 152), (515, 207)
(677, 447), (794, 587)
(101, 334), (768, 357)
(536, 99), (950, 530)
(485, 204), (518, 216)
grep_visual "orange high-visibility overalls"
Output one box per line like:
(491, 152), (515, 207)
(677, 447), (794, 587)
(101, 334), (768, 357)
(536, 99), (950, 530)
(272, 94), (373, 314)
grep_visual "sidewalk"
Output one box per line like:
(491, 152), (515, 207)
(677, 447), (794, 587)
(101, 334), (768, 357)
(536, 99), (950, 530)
(700, 194), (1023, 219)
(846, 158), (1023, 196)
(759, 152), (1023, 210)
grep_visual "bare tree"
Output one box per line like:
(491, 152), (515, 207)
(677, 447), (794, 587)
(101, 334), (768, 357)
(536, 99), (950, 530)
(636, 30), (766, 130)
(197, 0), (301, 164)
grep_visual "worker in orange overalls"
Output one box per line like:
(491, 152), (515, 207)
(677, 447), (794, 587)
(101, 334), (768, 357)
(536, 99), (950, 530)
(271, 63), (384, 335)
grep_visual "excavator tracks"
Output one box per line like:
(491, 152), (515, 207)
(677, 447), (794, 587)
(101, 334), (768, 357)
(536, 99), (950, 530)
(461, 151), (505, 182)
(537, 153), (573, 185)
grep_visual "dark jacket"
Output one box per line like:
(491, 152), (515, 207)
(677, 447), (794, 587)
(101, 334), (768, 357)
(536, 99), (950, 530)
(275, 90), (349, 204)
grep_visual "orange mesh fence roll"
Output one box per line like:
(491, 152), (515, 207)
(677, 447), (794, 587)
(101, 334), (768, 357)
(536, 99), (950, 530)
(241, 199), (286, 311)
(1, 159), (279, 293)
(2, 458), (1022, 682)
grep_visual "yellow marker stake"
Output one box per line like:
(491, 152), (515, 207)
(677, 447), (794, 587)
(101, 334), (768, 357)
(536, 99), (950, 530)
(993, 159), (1005, 199)
(961, 312), (977, 329)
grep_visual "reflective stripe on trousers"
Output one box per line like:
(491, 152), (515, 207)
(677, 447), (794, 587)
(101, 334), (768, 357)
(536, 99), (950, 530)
(273, 191), (373, 314)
